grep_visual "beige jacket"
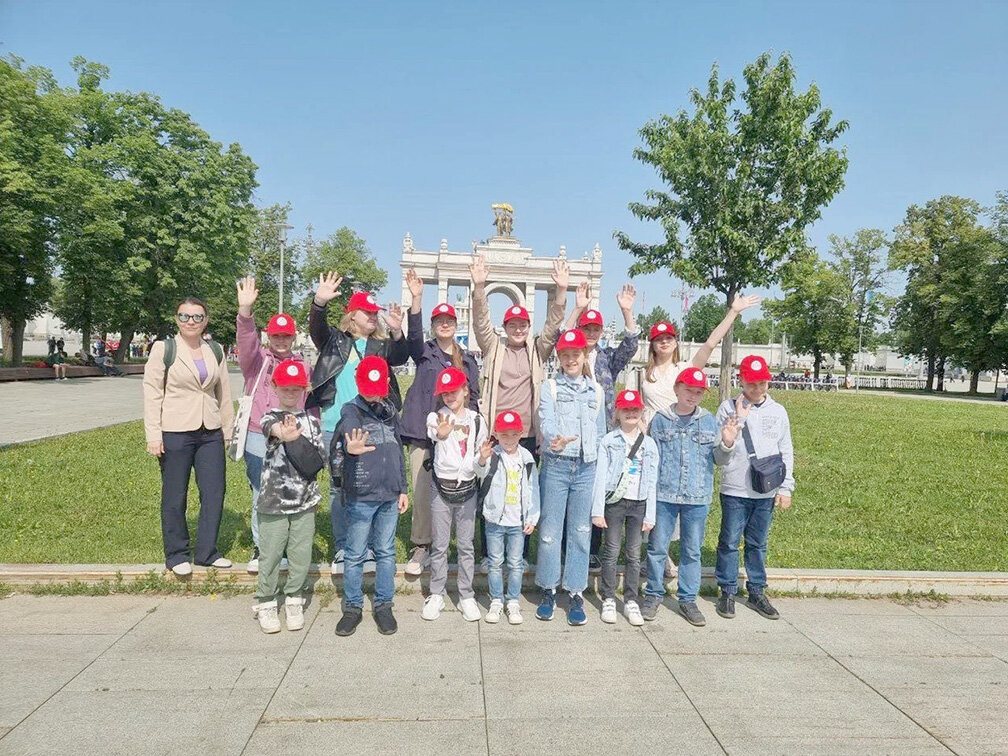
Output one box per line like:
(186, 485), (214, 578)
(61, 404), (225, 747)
(472, 285), (566, 436)
(143, 337), (234, 444)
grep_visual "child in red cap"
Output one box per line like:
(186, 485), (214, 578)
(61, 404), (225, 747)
(714, 355), (794, 622)
(235, 276), (313, 575)
(421, 367), (487, 622)
(474, 410), (540, 625)
(252, 359), (326, 635)
(642, 366), (732, 628)
(591, 389), (659, 626)
(332, 356), (410, 638)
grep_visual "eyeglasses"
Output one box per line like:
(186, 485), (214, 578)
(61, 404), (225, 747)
(176, 313), (206, 324)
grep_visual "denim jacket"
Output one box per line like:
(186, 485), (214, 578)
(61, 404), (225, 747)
(474, 445), (541, 528)
(537, 373), (606, 463)
(591, 429), (659, 525)
(649, 404), (731, 506)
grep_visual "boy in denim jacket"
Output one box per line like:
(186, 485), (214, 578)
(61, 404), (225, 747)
(591, 389), (658, 626)
(642, 367), (732, 626)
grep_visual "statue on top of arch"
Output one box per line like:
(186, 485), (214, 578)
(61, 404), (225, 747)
(491, 203), (514, 237)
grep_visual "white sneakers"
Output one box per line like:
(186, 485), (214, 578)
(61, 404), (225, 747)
(404, 546), (430, 577)
(253, 601), (281, 634)
(485, 600), (504, 623)
(170, 562), (192, 576)
(506, 600), (523, 625)
(601, 598), (618, 624)
(624, 600), (645, 627)
(211, 557), (232, 569)
(421, 594), (445, 621)
(459, 597), (482, 622)
(284, 596), (305, 631)
(247, 557), (259, 574)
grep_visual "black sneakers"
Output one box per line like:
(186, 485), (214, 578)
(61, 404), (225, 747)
(641, 595), (661, 621)
(746, 592), (780, 620)
(716, 593), (736, 619)
(335, 607), (363, 636)
(374, 603), (398, 635)
(677, 601), (707, 627)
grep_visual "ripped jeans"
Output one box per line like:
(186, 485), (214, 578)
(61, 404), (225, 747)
(534, 452), (596, 594)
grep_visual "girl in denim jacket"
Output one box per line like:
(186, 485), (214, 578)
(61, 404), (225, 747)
(642, 367), (732, 627)
(534, 329), (606, 626)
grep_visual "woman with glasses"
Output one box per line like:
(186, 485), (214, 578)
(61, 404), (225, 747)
(143, 297), (235, 576)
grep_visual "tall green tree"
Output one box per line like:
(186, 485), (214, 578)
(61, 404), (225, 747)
(636, 305), (674, 337)
(681, 294), (723, 343)
(244, 204), (303, 325)
(764, 252), (849, 379)
(735, 317), (775, 345)
(299, 227), (387, 327)
(615, 52), (849, 398)
(0, 56), (68, 364)
(829, 229), (889, 358)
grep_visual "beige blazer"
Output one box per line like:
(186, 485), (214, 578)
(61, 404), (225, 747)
(143, 337), (234, 444)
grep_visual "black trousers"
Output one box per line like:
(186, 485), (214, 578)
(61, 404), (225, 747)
(599, 498), (646, 601)
(160, 428), (226, 568)
(477, 436), (539, 558)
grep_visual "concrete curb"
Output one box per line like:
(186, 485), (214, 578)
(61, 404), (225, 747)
(2, 563), (1007, 596)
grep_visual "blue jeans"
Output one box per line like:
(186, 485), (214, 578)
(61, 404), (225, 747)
(243, 432), (267, 549)
(645, 501), (710, 602)
(534, 453), (595, 594)
(486, 522), (525, 602)
(715, 494), (775, 596)
(342, 499), (399, 609)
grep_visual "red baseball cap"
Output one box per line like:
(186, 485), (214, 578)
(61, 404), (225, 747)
(556, 329), (588, 351)
(434, 366), (468, 395)
(739, 355), (772, 382)
(502, 305), (530, 324)
(346, 291), (384, 313)
(494, 410), (523, 433)
(273, 359), (308, 387)
(578, 309), (604, 328)
(676, 366), (708, 389)
(650, 321), (677, 340)
(615, 389), (644, 409)
(266, 313), (296, 336)
(431, 303), (457, 321)
(355, 355), (389, 397)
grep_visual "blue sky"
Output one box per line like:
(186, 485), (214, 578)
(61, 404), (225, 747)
(3, 0), (1006, 326)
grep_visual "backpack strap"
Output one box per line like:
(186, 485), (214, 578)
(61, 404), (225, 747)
(162, 338), (176, 370)
(477, 451), (501, 502)
(207, 339), (224, 364)
(627, 431), (645, 460)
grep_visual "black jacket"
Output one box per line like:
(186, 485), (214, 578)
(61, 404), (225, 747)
(333, 396), (408, 503)
(306, 301), (410, 411)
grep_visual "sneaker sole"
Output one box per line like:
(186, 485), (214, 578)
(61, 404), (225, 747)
(260, 625), (281, 634)
(747, 602), (780, 620)
(485, 615), (501, 624)
(716, 609), (735, 619)
(404, 564), (422, 577)
(508, 616), (523, 625)
(567, 616), (587, 626)
(536, 610), (554, 621)
(626, 617), (645, 627)
(601, 615), (617, 624)
(677, 608), (706, 627)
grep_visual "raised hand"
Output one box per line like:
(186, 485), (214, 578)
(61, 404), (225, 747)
(592, 516), (607, 529)
(478, 437), (495, 464)
(344, 428), (375, 455)
(236, 276), (259, 313)
(551, 259), (570, 290)
(734, 393), (751, 422)
(435, 413), (455, 440)
(406, 268), (424, 303)
(575, 281), (591, 310)
(617, 283), (636, 313)
(721, 415), (742, 448)
(314, 271), (343, 306)
(730, 294), (760, 314)
(469, 254), (488, 286)
(383, 302), (405, 333)
(279, 414), (301, 442)
(549, 434), (579, 452)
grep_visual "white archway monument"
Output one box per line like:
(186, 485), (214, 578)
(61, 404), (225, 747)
(399, 204), (604, 352)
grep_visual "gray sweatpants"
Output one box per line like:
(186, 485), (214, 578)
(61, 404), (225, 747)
(428, 482), (477, 600)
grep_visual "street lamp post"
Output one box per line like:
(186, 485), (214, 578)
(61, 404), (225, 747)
(278, 222), (293, 314)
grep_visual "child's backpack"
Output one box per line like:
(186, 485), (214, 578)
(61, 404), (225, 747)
(161, 337), (224, 369)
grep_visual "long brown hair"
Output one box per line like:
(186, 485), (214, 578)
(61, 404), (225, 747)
(645, 338), (680, 383)
(339, 311), (388, 341)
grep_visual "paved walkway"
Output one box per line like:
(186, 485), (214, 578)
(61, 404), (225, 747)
(0, 591), (1005, 755)
(0, 372), (245, 447)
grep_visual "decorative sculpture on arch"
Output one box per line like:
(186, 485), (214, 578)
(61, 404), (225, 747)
(492, 203), (514, 237)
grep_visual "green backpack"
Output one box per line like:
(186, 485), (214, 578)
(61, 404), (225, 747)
(162, 337), (225, 369)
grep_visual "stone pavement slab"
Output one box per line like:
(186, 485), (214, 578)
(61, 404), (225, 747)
(0, 593), (1005, 755)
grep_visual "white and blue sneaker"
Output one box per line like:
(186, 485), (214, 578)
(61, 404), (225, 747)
(567, 593), (587, 626)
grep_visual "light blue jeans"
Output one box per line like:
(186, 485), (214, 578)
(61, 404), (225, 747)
(243, 431), (267, 549)
(343, 499), (399, 609)
(645, 501), (710, 603)
(486, 522), (525, 603)
(534, 453), (595, 594)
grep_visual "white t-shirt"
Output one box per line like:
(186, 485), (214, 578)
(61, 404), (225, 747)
(426, 408), (487, 482)
(641, 359), (692, 424)
(619, 429), (645, 501)
(499, 450), (525, 527)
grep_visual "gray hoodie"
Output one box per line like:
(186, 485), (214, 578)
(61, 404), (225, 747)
(715, 394), (795, 498)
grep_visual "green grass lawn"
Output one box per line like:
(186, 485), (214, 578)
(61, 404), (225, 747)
(1, 390), (1006, 571)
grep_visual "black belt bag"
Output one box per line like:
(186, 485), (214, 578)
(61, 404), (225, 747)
(430, 471), (478, 504)
(741, 422), (786, 494)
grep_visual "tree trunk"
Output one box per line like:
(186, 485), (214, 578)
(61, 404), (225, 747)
(936, 355), (946, 392)
(813, 350), (822, 381)
(717, 289), (737, 402)
(926, 350), (935, 391)
(969, 369), (980, 394)
(1, 317), (26, 366)
(114, 328), (134, 363)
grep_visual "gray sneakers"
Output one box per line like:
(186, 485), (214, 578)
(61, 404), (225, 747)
(677, 601), (706, 627)
(641, 595), (661, 621)
(747, 591), (780, 620)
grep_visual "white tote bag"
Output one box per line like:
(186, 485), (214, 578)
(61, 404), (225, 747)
(228, 358), (269, 462)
